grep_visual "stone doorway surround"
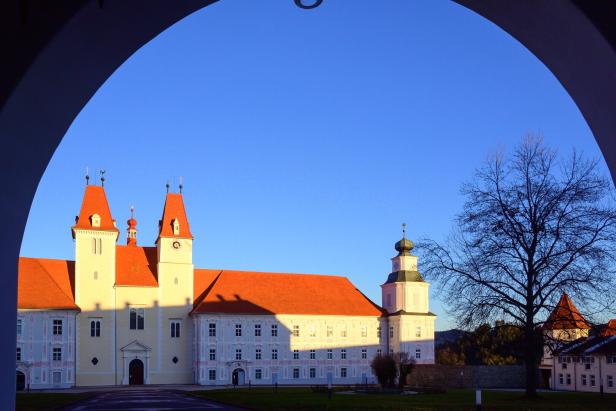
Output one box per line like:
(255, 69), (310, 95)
(121, 340), (151, 385)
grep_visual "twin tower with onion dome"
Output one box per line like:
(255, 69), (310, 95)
(16, 179), (435, 389)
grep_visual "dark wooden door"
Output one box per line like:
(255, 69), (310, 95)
(129, 359), (144, 385)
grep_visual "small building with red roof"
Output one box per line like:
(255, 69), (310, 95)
(16, 179), (435, 389)
(539, 292), (616, 393)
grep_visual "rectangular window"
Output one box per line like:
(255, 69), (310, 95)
(608, 357), (613, 364)
(585, 363), (591, 370)
(293, 325), (300, 337)
(310, 367), (316, 379)
(590, 374), (596, 387)
(310, 349), (316, 360)
(327, 326), (333, 337)
(209, 349), (216, 361)
(293, 349), (299, 360)
(558, 374), (563, 385)
(562, 363), (567, 369)
(16, 347), (21, 361)
(53, 319), (63, 335)
(389, 326), (394, 338)
(361, 326), (367, 338)
(255, 324), (261, 337)
(341, 349), (347, 360)
(607, 375), (613, 388)
(271, 324), (278, 337)
(309, 325), (316, 337)
(415, 348), (421, 359)
(235, 324), (242, 337)
(235, 349), (242, 360)
(361, 349), (367, 359)
(255, 369), (262, 380)
(293, 368), (300, 379)
(209, 369), (216, 381)
(17, 319), (22, 336)
(341, 367), (347, 378)
(129, 308), (144, 330)
(377, 349), (382, 356)
(377, 326), (381, 338)
(209, 323), (216, 337)
(581, 374), (587, 386)
(341, 328), (347, 338)
(327, 349), (333, 360)
(170, 320), (181, 338)
(255, 348), (262, 360)
(566, 374), (571, 385)
(271, 349), (278, 360)
(415, 326), (422, 338)
(52, 347), (62, 361)
(90, 319), (101, 337)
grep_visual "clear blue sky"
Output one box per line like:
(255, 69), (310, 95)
(21, 0), (606, 331)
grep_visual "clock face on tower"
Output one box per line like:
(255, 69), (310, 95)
(172, 240), (182, 250)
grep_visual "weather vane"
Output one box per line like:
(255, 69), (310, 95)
(100, 169), (106, 187)
(294, 0), (323, 10)
(402, 223), (407, 239)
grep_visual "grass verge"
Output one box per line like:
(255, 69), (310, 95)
(193, 387), (616, 411)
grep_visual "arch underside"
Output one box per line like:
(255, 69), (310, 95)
(2, 0), (615, 406)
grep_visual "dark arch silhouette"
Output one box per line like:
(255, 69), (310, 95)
(2, 1), (615, 407)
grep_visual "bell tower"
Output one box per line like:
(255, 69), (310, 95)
(72, 175), (119, 386)
(381, 224), (436, 364)
(156, 184), (194, 307)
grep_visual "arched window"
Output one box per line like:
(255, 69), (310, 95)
(172, 219), (180, 235)
(93, 271), (98, 280)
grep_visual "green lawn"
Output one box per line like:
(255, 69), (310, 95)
(16, 392), (93, 411)
(193, 387), (616, 411)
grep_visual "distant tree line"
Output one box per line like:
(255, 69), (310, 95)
(436, 321), (540, 366)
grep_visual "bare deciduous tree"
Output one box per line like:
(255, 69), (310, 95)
(419, 136), (616, 397)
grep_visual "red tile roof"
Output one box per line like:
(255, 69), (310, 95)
(544, 293), (591, 330)
(192, 269), (384, 316)
(156, 193), (193, 242)
(597, 319), (616, 337)
(115, 246), (158, 287)
(72, 185), (118, 233)
(19, 255), (384, 316)
(18, 257), (79, 310)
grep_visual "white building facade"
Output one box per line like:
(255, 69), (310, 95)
(17, 181), (436, 388)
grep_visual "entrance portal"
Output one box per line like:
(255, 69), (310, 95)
(16, 371), (25, 391)
(232, 368), (245, 386)
(129, 359), (144, 385)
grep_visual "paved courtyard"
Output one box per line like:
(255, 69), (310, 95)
(58, 389), (245, 411)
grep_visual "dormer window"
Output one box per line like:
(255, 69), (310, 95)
(172, 219), (180, 235)
(91, 214), (101, 228)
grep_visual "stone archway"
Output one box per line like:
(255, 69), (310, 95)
(2, 1), (616, 408)
(232, 368), (245, 386)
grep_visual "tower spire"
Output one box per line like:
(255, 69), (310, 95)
(402, 222), (406, 239)
(85, 166), (90, 185)
(179, 176), (183, 194)
(100, 169), (106, 187)
(127, 206), (137, 246)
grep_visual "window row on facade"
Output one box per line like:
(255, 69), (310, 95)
(558, 373), (614, 388)
(205, 322), (388, 339)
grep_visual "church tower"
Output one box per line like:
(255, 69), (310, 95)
(381, 225), (436, 364)
(71, 178), (119, 385)
(155, 186), (194, 384)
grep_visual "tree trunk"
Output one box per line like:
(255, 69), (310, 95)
(524, 324), (538, 397)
